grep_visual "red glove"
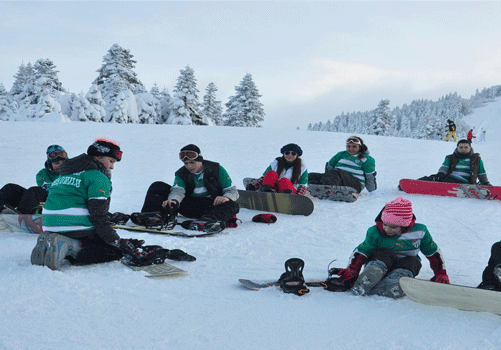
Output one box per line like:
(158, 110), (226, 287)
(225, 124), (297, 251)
(337, 253), (368, 283)
(337, 267), (359, 283)
(431, 272), (450, 284)
(427, 252), (449, 284)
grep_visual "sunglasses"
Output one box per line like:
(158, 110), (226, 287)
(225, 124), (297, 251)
(179, 151), (199, 161)
(284, 151), (297, 156)
(346, 138), (361, 145)
(48, 151), (68, 160)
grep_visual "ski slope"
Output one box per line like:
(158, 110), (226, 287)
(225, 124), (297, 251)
(1, 99), (501, 350)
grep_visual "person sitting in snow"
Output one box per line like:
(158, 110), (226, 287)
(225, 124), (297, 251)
(418, 139), (491, 186)
(135, 144), (239, 232)
(478, 242), (501, 291)
(245, 143), (309, 195)
(31, 139), (192, 271)
(308, 135), (377, 194)
(324, 197), (449, 298)
(0, 145), (67, 214)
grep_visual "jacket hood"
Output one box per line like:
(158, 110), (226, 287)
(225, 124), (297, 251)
(58, 153), (111, 179)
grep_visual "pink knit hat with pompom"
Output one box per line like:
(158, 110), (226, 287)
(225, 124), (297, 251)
(381, 197), (413, 227)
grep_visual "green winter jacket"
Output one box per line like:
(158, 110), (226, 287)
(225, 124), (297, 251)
(354, 223), (439, 260)
(36, 167), (59, 191)
(42, 154), (119, 244)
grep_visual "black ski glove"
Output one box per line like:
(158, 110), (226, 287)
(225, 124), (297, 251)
(165, 249), (197, 262)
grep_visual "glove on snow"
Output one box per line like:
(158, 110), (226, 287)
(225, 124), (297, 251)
(252, 214), (277, 224)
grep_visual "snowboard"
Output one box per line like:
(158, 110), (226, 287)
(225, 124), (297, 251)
(237, 190), (314, 216)
(399, 277), (501, 315)
(239, 179), (314, 216)
(121, 260), (187, 278)
(238, 278), (325, 290)
(113, 224), (219, 238)
(399, 179), (501, 201)
(0, 214), (43, 234)
(308, 184), (359, 203)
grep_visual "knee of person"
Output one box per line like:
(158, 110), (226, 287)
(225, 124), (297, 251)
(148, 181), (170, 192)
(491, 242), (501, 256)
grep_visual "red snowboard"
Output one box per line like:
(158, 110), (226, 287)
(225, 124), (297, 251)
(399, 179), (501, 201)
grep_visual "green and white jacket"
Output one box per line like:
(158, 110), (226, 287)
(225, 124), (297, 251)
(42, 154), (119, 244)
(326, 151), (376, 191)
(36, 166), (59, 192)
(354, 223), (439, 260)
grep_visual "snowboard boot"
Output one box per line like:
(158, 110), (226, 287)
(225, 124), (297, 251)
(225, 215), (240, 228)
(130, 212), (147, 226)
(180, 219), (226, 233)
(278, 258), (310, 296)
(30, 232), (55, 266)
(370, 268), (413, 298)
(351, 260), (387, 296)
(488, 263), (501, 291)
(108, 212), (131, 225)
(477, 281), (499, 291)
(1, 204), (20, 214)
(43, 234), (82, 271)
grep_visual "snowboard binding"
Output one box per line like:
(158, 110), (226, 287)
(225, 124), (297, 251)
(130, 208), (177, 230)
(123, 244), (196, 267)
(278, 258), (310, 296)
(322, 267), (355, 292)
(180, 219), (226, 234)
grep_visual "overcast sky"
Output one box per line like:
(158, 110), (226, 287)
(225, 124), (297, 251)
(1, 1), (501, 129)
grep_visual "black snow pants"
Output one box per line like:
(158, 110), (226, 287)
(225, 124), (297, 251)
(0, 183), (48, 214)
(140, 181), (239, 222)
(308, 168), (363, 193)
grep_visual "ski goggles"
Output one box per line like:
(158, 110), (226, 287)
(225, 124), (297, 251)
(346, 137), (361, 145)
(179, 151), (199, 161)
(284, 151), (297, 156)
(113, 150), (123, 161)
(48, 151), (68, 160)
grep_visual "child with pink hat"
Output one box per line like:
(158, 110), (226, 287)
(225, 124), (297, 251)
(325, 197), (449, 298)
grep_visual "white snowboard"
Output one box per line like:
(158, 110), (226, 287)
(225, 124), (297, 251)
(399, 277), (501, 315)
(122, 260), (187, 278)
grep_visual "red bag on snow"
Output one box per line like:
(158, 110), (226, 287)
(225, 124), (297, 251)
(252, 214), (277, 224)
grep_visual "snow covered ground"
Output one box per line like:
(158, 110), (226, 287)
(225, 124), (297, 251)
(1, 99), (501, 350)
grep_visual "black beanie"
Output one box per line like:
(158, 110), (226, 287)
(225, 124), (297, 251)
(280, 143), (303, 157)
(87, 139), (122, 161)
(180, 144), (203, 161)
